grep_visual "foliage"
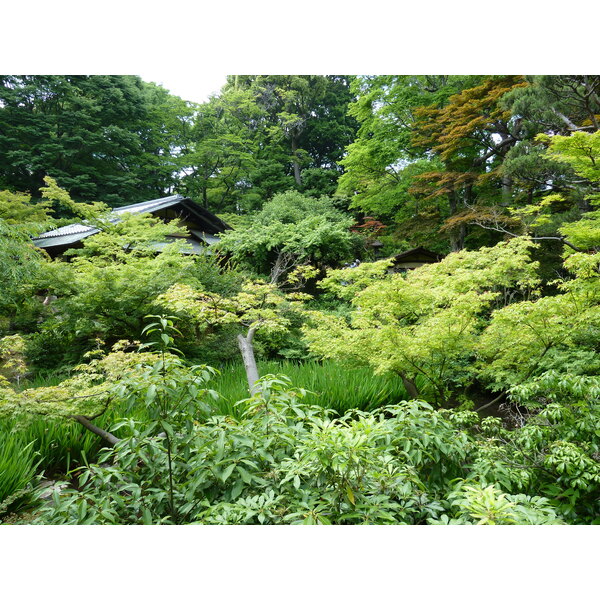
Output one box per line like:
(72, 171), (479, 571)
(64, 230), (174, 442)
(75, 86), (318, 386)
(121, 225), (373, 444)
(0, 75), (192, 207)
(0, 425), (40, 515)
(305, 238), (541, 404)
(470, 371), (600, 522)
(478, 290), (600, 390)
(227, 76), (358, 198)
(34, 362), (589, 525)
(543, 130), (600, 183)
(1, 416), (102, 478)
(0, 334), (28, 383)
(0, 218), (49, 320)
(0, 189), (53, 225)
(177, 87), (262, 212)
(211, 360), (414, 416)
(218, 190), (360, 276)
(29, 208), (199, 366)
(156, 278), (309, 361)
(429, 483), (564, 525)
(3, 74), (600, 525)
(3, 328), (597, 525)
(34, 367), (475, 525)
(337, 75), (490, 250)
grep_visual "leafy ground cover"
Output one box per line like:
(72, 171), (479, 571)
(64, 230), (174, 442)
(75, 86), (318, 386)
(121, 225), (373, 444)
(2, 331), (597, 524)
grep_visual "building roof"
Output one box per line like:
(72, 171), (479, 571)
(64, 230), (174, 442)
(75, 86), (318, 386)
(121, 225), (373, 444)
(33, 195), (230, 250)
(392, 247), (442, 263)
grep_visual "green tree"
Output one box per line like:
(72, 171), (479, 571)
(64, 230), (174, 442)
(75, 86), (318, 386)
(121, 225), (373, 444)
(337, 75), (484, 251)
(227, 75), (358, 200)
(305, 237), (540, 404)
(217, 190), (360, 279)
(0, 76), (192, 207)
(178, 87), (261, 213)
(498, 76), (600, 222)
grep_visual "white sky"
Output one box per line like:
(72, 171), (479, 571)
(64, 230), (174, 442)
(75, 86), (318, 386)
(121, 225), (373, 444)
(136, 71), (228, 104)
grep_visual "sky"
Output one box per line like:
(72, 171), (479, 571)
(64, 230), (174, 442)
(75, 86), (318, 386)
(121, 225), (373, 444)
(136, 71), (228, 104)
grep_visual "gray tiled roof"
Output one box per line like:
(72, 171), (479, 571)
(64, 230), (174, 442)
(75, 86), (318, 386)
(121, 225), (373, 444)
(32, 195), (196, 247)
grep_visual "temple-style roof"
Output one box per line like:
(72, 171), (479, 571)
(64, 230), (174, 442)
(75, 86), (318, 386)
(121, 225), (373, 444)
(389, 247), (442, 271)
(393, 247), (441, 263)
(33, 195), (230, 256)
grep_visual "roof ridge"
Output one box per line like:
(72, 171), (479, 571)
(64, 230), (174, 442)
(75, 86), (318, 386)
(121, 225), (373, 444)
(33, 195), (189, 240)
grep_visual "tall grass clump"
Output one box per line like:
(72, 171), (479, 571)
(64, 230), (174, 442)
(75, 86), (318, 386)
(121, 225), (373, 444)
(14, 418), (103, 475)
(211, 360), (413, 416)
(14, 372), (70, 391)
(0, 426), (39, 513)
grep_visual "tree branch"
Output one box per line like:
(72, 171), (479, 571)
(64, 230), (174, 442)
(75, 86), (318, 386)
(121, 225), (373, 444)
(469, 221), (585, 253)
(72, 415), (121, 446)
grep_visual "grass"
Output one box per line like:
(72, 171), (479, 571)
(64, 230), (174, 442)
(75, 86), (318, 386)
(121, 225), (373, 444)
(209, 360), (413, 416)
(0, 416), (103, 478)
(1, 359), (413, 487)
(0, 426), (39, 512)
(14, 372), (70, 391)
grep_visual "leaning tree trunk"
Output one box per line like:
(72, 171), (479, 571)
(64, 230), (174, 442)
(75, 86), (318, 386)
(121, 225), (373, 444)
(400, 374), (419, 399)
(72, 415), (121, 446)
(237, 326), (260, 395)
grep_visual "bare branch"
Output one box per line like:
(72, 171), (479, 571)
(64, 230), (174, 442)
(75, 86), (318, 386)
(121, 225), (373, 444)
(72, 415), (121, 446)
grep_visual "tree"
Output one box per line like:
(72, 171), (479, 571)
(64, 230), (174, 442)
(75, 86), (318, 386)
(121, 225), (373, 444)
(178, 87), (262, 213)
(0, 189), (53, 225)
(465, 131), (600, 254)
(337, 75), (484, 251)
(502, 76), (600, 137)
(0, 76), (192, 207)
(226, 76), (358, 200)
(498, 76), (600, 217)
(476, 132), (600, 393)
(217, 190), (360, 279)
(0, 219), (49, 328)
(21, 180), (199, 367)
(410, 76), (528, 250)
(304, 237), (541, 404)
(157, 279), (309, 394)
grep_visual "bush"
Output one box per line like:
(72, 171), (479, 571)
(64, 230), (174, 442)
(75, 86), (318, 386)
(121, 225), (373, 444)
(35, 370), (474, 525)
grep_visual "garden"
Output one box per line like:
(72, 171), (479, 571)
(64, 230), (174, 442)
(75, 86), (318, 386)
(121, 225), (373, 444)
(0, 75), (599, 525)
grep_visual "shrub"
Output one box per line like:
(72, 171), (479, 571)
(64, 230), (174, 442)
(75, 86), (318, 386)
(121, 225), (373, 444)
(35, 368), (474, 525)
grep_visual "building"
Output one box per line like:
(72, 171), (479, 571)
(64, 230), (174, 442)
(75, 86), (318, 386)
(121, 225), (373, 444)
(32, 195), (231, 258)
(389, 247), (442, 272)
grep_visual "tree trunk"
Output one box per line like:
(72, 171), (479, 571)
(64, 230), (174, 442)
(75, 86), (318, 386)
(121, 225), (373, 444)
(237, 326), (260, 395)
(501, 174), (512, 203)
(72, 415), (121, 446)
(448, 191), (465, 252)
(400, 374), (419, 399)
(291, 136), (302, 186)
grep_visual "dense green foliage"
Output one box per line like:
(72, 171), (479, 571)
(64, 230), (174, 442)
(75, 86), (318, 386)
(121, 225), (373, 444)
(0, 76), (191, 207)
(211, 360), (414, 416)
(25, 346), (571, 525)
(0, 426), (39, 513)
(0, 75), (357, 212)
(1, 74), (599, 525)
(217, 190), (360, 277)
